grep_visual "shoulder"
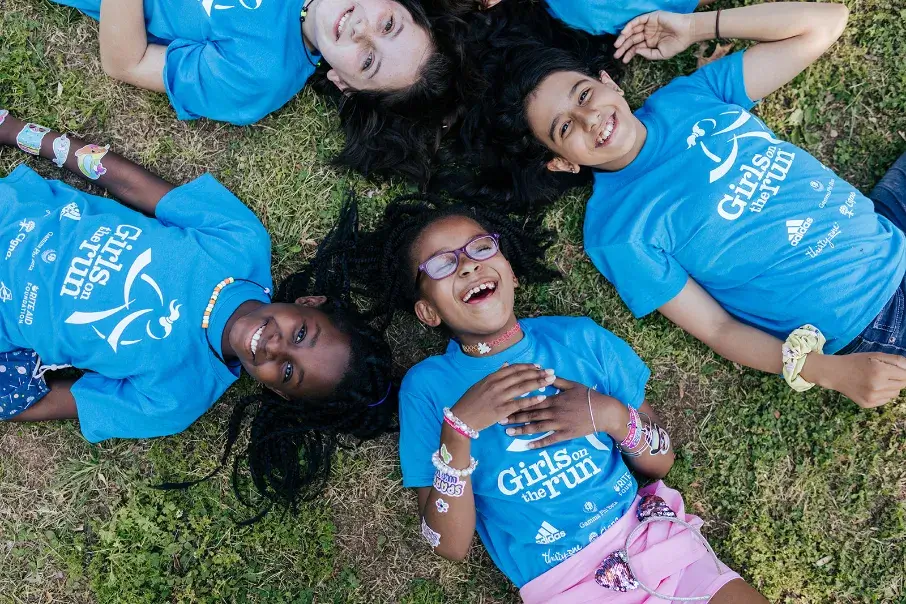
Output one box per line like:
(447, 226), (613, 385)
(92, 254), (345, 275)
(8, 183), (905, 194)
(399, 355), (450, 402)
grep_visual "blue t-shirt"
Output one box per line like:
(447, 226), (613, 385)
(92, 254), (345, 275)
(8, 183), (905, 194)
(545, 0), (698, 36)
(0, 165), (273, 442)
(398, 317), (650, 587)
(585, 51), (906, 354)
(51, 0), (315, 125)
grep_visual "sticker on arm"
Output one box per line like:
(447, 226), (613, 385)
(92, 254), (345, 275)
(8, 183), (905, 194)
(52, 134), (70, 168)
(16, 123), (51, 155)
(74, 144), (110, 180)
(435, 498), (449, 514)
(0, 110), (8, 126)
(421, 517), (441, 548)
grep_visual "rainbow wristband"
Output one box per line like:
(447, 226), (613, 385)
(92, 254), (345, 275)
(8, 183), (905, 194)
(619, 406), (643, 450)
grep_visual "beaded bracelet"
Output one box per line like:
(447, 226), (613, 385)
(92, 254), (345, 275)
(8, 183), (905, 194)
(618, 406), (643, 451)
(443, 407), (479, 439)
(432, 450), (478, 478)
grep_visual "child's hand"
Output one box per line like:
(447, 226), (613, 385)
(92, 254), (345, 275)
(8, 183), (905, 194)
(452, 363), (555, 432)
(499, 378), (621, 449)
(813, 352), (906, 408)
(614, 11), (695, 63)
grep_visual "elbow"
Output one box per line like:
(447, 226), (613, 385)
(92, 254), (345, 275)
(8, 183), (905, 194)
(830, 3), (850, 42)
(435, 545), (470, 562)
(100, 55), (130, 82)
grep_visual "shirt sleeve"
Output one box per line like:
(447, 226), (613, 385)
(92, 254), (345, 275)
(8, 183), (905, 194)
(162, 39), (286, 125)
(586, 242), (688, 318)
(681, 50), (756, 108)
(398, 375), (443, 488)
(155, 174), (270, 250)
(545, 0), (699, 35)
(72, 372), (213, 442)
(584, 319), (650, 410)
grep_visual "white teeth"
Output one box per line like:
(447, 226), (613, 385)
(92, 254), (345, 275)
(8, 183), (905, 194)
(597, 117), (615, 145)
(461, 282), (497, 302)
(337, 9), (351, 38)
(250, 323), (265, 356)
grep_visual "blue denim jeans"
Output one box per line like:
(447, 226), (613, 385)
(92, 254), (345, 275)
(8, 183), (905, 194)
(837, 153), (906, 355)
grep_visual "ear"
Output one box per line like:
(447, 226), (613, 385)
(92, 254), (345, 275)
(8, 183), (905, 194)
(546, 156), (580, 174)
(598, 70), (624, 96)
(295, 295), (327, 307)
(327, 69), (350, 92)
(481, 0), (503, 9)
(513, 276), (520, 289)
(414, 299), (442, 328)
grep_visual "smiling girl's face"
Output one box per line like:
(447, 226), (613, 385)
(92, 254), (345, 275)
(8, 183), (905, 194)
(229, 298), (352, 400)
(525, 70), (645, 173)
(303, 0), (433, 92)
(409, 215), (518, 341)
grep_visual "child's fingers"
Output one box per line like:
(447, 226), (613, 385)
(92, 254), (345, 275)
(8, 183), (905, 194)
(503, 402), (554, 427)
(498, 372), (556, 401)
(616, 14), (649, 47)
(502, 394), (549, 419)
(550, 377), (581, 391)
(505, 418), (556, 437)
(527, 430), (568, 450)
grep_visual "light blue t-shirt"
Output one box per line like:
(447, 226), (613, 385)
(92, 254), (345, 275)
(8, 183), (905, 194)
(585, 51), (906, 354)
(52, 0), (315, 125)
(0, 165), (273, 442)
(399, 317), (650, 587)
(545, 0), (699, 36)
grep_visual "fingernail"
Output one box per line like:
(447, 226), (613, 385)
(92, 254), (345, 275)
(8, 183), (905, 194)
(503, 362), (509, 367)
(534, 363), (541, 369)
(506, 428), (515, 436)
(545, 375), (556, 382)
(544, 369), (555, 375)
(536, 395), (546, 402)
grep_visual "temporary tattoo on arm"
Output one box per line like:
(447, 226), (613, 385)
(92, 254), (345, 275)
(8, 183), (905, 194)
(644, 421), (671, 456)
(0, 110), (9, 126)
(421, 517), (441, 548)
(435, 498), (450, 514)
(75, 144), (110, 180)
(440, 443), (453, 465)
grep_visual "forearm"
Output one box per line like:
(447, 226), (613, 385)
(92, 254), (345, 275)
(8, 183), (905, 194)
(99, 0), (166, 92)
(0, 115), (173, 215)
(594, 396), (674, 478)
(418, 424), (477, 561)
(690, 2), (847, 45)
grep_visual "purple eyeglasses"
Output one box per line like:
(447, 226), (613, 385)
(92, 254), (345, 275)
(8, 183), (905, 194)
(417, 233), (501, 280)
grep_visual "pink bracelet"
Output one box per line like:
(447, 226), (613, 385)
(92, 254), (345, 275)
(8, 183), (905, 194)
(619, 407), (643, 450)
(444, 415), (473, 439)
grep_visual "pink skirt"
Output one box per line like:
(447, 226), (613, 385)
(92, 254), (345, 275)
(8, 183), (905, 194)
(520, 481), (741, 603)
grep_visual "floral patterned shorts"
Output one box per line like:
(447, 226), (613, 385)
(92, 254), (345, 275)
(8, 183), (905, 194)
(0, 349), (50, 419)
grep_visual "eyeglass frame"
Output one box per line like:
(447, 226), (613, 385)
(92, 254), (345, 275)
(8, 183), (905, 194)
(416, 233), (501, 281)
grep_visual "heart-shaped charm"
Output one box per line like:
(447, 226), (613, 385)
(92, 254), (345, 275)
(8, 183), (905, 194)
(594, 549), (639, 592)
(637, 494), (678, 522)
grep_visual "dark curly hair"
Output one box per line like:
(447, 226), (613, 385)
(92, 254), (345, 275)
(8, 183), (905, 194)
(440, 37), (622, 210)
(311, 0), (619, 190)
(160, 196), (397, 523)
(349, 193), (559, 330)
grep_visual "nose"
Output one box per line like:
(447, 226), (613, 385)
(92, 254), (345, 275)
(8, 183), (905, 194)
(458, 255), (482, 277)
(580, 107), (601, 132)
(350, 15), (368, 42)
(265, 329), (287, 361)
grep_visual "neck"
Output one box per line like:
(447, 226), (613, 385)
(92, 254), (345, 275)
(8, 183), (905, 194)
(220, 299), (265, 361)
(457, 315), (522, 358)
(594, 120), (647, 172)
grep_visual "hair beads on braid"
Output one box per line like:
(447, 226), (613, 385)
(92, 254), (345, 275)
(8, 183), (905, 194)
(350, 193), (558, 330)
(161, 194), (397, 523)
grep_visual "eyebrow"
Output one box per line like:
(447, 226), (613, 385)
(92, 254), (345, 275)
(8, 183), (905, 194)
(393, 22), (404, 39)
(309, 323), (321, 349)
(369, 58), (383, 80)
(547, 79), (585, 142)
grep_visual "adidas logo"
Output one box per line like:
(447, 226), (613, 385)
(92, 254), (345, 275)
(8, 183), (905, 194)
(534, 521), (566, 545)
(786, 218), (813, 247)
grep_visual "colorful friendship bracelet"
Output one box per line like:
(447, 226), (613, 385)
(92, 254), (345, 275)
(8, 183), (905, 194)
(782, 324), (826, 392)
(443, 407), (479, 439)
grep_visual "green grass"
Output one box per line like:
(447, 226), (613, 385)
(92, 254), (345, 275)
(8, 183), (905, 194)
(1, 0), (905, 602)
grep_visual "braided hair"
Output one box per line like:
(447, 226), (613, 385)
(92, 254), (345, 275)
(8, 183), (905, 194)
(351, 193), (559, 330)
(162, 196), (397, 523)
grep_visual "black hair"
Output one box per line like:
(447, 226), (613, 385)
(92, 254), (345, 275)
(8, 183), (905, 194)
(440, 38), (623, 210)
(160, 196), (397, 523)
(311, 0), (619, 190)
(350, 193), (559, 330)
(308, 0), (476, 185)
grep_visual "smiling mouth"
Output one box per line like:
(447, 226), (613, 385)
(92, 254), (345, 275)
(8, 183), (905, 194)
(461, 281), (497, 304)
(250, 321), (267, 360)
(595, 114), (617, 148)
(335, 7), (353, 41)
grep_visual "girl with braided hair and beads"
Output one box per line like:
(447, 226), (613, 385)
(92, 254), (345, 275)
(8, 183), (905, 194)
(0, 111), (396, 485)
(351, 195), (767, 602)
